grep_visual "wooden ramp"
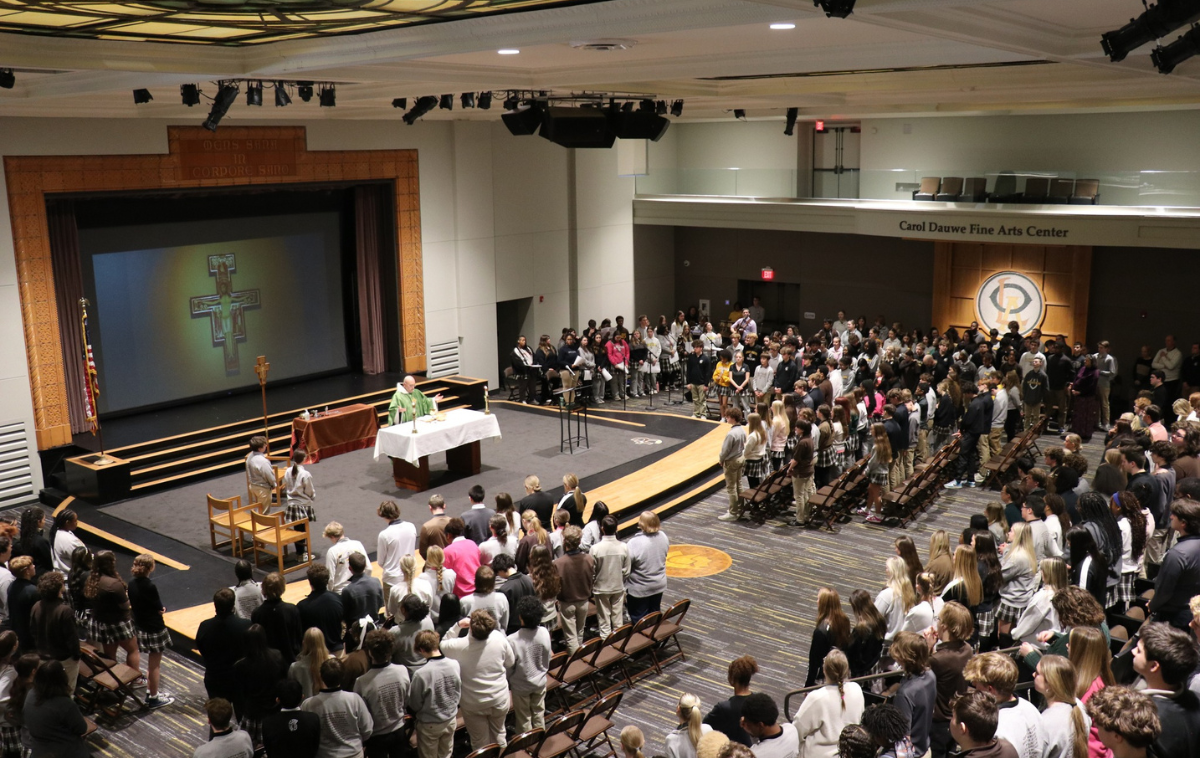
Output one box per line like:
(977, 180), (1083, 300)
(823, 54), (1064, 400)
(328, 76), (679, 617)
(584, 422), (729, 520)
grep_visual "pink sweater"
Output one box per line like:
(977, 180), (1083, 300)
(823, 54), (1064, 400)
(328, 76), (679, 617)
(444, 537), (481, 598)
(1081, 677), (1111, 758)
(607, 341), (630, 368)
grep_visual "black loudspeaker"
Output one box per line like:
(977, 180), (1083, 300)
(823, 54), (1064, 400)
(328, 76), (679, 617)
(502, 105), (543, 136)
(539, 107), (616, 148)
(607, 111), (671, 141)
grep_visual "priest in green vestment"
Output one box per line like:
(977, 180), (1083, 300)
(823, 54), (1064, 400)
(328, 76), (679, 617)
(387, 375), (444, 425)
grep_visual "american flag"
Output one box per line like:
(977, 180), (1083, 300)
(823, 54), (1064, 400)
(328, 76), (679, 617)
(81, 300), (100, 434)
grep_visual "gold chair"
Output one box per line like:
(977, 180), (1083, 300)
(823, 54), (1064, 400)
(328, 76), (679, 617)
(245, 510), (311, 575)
(207, 494), (254, 555)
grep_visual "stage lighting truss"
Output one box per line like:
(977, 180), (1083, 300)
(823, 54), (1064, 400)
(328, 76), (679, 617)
(1101, 0), (1200, 65)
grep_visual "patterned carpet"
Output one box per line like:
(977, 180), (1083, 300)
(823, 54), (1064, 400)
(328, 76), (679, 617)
(91, 409), (1097, 757)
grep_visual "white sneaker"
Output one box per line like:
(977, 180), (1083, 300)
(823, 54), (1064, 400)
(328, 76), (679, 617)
(717, 512), (739, 522)
(944, 480), (962, 489)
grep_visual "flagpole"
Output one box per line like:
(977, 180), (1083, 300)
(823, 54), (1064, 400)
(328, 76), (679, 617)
(80, 298), (113, 465)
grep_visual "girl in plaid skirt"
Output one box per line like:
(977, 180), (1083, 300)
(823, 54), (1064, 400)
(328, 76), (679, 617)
(66, 547), (92, 632)
(233, 624), (285, 749)
(2, 653), (37, 758)
(128, 554), (173, 709)
(973, 533), (1004, 647)
(1111, 491), (1147, 610)
(768, 400), (790, 473)
(283, 450), (317, 563)
(84, 551), (141, 680)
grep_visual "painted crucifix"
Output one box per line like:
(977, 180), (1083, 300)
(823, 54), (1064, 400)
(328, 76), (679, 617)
(189, 253), (260, 374)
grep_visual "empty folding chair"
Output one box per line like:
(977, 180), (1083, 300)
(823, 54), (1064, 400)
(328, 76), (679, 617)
(935, 177), (963, 201)
(466, 745), (504, 758)
(589, 625), (635, 693)
(1022, 176), (1051, 203)
(556, 638), (603, 708)
(1070, 179), (1100, 205)
(643, 598), (691, 670)
(534, 710), (587, 758)
(576, 691), (624, 758)
(913, 177), (940, 201)
(960, 177), (988, 202)
(1048, 178), (1074, 204)
(988, 172), (1021, 203)
(622, 612), (663, 681)
(503, 729), (545, 758)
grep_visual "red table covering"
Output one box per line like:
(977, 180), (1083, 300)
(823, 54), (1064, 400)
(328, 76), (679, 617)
(290, 403), (378, 463)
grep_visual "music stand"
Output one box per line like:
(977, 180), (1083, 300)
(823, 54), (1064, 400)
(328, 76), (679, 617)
(556, 385), (590, 454)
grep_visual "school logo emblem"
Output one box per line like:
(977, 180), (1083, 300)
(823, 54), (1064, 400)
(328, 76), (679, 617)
(975, 271), (1045, 335)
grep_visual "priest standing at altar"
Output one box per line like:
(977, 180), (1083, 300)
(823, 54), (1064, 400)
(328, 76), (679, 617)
(387, 375), (444, 425)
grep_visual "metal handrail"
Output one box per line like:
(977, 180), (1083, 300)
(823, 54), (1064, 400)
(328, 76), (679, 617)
(783, 646), (1023, 721)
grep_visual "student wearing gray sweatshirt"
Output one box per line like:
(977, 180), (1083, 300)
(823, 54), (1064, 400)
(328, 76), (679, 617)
(717, 407), (747, 521)
(507, 596), (552, 733)
(354, 629), (410, 758)
(626, 511), (670, 623)
(441, 610), (515, 751)
(459, 566), (510, 633)
(591, 516), (631, 637)
(390, 594), (436, 673)
(300, 658), (374, 758)
(409, 630), (461, 758)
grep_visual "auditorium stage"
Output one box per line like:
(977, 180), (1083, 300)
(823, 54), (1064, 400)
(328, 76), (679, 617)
(67, 402), (725, 637)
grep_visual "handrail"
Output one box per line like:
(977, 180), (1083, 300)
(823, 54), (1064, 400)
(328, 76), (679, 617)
(783, 646), (1023, 720)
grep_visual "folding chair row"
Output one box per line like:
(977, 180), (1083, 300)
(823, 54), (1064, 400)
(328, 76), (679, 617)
(740, 467), (793, 524)
(501, 689), (624, 758)
(981, 415), (1046, 488)
(546, 599), (691, 714)
(809, 457), (868, 531)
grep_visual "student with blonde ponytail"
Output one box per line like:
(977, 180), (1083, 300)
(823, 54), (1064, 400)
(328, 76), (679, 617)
(666, 693), (712, 758)
(419, 545), (457, 624)
(793, 649), (864, 758)
(620, 726), (646, 758)
(874, 556), (916, 640)
(1035, 654), (1091, 758)
(386, 553), (433, 620)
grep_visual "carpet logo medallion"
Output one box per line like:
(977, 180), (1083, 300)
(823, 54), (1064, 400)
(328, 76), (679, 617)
(631, 437), (663, 445)
(666, 545), (732, 578)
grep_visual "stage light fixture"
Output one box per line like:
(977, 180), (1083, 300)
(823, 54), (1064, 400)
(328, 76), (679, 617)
(1153, 24), (1200, 73)
(274, 82), (291, 107)
(655, 100), (668, 115)
(0, 69), (14, 89)
(1101, 0), (1200, 62)
(202, 82), (239, 132)
(439, 94), (453, 110)
(318, 85), (336, 107)
(638, 99), (655, 112)
(403, 95), (439, 125)
(621, 101), (634, 113)
(670, 100), (684, 117)
(783, 107), (799, 136)
(297, 82), (314, 102)
(734, 109), (746, 120)
(392, 97), (407, 109)
(461, 92), (475, 109)
(180, 84), (200, 106)
(132, 88), (153, 104)
(814, 0), (856, 18)
(503, 96), (519, 111)
(478, 91), (492, 110)
(245, 81), (263, 106)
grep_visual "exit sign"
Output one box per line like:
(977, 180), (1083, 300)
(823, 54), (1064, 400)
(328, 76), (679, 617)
(815, 119), (826, 132)
(761, 267), (775, 280)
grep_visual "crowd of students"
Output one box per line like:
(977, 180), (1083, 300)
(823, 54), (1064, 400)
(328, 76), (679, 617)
(184, 468), (676, 758)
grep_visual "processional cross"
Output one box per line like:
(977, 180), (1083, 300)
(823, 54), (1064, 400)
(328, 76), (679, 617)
(189, 254), (261, 374)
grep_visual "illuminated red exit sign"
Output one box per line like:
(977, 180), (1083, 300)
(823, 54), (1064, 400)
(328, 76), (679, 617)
(815, 120), (826, 132)
(761, 267), (775, 280)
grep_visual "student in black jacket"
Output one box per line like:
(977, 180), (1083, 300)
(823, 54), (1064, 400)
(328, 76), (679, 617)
(262, 679), (320, 758)
(195, 587), (251, 702)
(685, 340), (713, 420)
(296, 564), (344, 654)
(251, 571), (303, 664)
(945, 384), (988, 489)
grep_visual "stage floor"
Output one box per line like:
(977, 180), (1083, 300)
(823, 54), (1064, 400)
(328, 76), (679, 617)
(74, 370), (403, 451)
(99, 404), (691, 555)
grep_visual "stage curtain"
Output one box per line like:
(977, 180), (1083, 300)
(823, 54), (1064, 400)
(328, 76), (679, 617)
(355, 184), (388, 375)
(47, 200), (89, 435)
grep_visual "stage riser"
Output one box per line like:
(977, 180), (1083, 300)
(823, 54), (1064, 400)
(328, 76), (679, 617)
(101, 378), (481, 497)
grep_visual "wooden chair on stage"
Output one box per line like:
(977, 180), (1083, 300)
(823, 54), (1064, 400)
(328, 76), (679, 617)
(243, 510), (312, 575)
(207, 494), (255, 556)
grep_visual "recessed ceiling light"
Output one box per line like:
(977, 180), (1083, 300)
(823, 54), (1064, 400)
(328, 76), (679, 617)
(498, 49), (520, 55)
(770, 23), (796, 30)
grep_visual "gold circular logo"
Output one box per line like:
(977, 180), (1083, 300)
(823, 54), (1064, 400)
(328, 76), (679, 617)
(666, 545), (733, 578)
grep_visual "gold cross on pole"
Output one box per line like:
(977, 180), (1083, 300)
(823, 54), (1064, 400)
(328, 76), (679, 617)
(255, 355), (270, 453)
